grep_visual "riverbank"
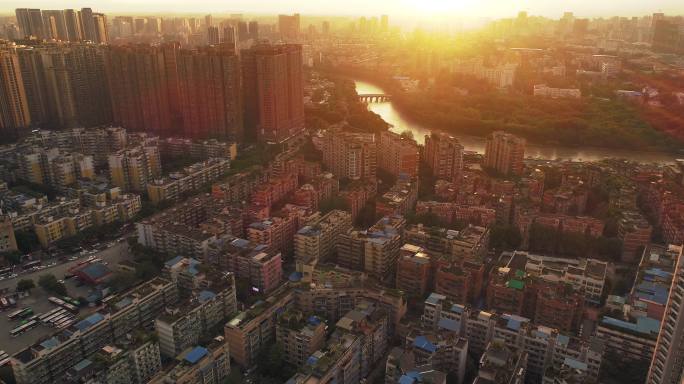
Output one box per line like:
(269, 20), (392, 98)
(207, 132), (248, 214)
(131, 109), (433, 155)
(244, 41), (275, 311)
(319, 66), (679, 163)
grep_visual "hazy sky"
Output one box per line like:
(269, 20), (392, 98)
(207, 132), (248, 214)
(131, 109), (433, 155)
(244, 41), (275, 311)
(2, 0), (683, 19)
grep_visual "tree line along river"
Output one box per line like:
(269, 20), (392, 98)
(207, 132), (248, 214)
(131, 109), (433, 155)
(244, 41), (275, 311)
(354, 79), (678, 164)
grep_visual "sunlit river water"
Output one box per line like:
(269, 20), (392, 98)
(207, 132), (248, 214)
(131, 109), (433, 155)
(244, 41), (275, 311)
(354, 80), (678, 164)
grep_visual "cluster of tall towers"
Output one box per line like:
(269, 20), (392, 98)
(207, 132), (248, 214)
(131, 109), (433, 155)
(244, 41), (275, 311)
(15, 8), (108, 43)
(106, 42), (304, 143)
(0, 37), (304, 144)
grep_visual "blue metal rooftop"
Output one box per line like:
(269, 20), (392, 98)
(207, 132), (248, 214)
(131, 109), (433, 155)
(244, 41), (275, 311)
(74, 312), (105, 332)
(184, 346), (208, 364)
(438, 318), (460, 332)
(413, 335), (437, 353)
(197, 290), (216, 303)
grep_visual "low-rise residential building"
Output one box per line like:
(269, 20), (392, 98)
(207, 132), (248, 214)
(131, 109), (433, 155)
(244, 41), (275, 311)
(533, 84), (581, 99)
(65, 336), (162, 384)
(420, 295), (604, 383)
(618, 211), (653, 263)
(293, 265), (408, 334)
(335, 301), (389, 377)
(108, 145), (161, 193)
(250, 172), (299, 209)
(385, 348), (447, 384)
(320, 129), (376, 180)
(596, 316), (660, 364)
(375, 177), (418, 218)
(160, 138), (237, 160)
(211, 169), (269, 204)
(378, 131), (419, 178)
(137, 196), (237, 262)
(287, 332), (362, 384)
(336, 216), (405, 281)
(339, 179), (376, 221)
(147, 158), (231, 205)
(277, 310), (326, 367)
(501, 251), (608, 304)
(423, 132), (463, 182)
(247, 215), (297, 257)
(0, 216), (18, 253)
(291, 173), (339, 211)
(396, 244), (432, 298)
(224, 286), (294, 367)
(630, 244), (680, 322)
(404, 330), (468, 384)
(249, 250), (283, 293)
(416, 201), (496, 228)
(155, 271), (237, 358)
(34, 208), (94, 247)
(11, 278), (178, 384)
(474, 342), (527, 384)
(295, 210), (353, 274)
(16, 147), (95, 190)
(149, 337), (231, 384)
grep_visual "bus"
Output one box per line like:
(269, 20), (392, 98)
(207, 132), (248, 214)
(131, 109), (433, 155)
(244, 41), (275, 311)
(61, 302), (78, 313)
(51, 314), (69, 324)
(48, 297), (66, 306)
(43, 310), (66, 324)
(49, 297), (78, 313)
(10, 320), (38, 337)
(56, 318), (73, 328)
(39, 308), (62, 322)
(8, 308), (33, 320)
(23, 260), (41, 269)
(7, 308), (25, 319)
(19, 308), (34, 319)
(62, 297), (80, 306)
(57, 321), (72, 329)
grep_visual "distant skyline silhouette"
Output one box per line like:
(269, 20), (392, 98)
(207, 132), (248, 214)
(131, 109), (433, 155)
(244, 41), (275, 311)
(2, 0), (683, 19)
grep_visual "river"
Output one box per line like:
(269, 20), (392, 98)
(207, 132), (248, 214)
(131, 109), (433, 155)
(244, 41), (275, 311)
(354, 80), (678, 164)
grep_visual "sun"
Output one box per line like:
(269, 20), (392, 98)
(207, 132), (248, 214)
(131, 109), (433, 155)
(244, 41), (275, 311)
(402, 0), (463, 16)
(399, 0), (481, 18)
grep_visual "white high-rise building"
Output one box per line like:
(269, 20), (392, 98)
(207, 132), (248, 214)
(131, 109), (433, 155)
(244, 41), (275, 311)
(647, 245), (684, 384)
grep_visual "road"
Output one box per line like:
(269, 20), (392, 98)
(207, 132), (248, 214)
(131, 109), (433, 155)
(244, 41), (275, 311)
(0, 240), (132, 292)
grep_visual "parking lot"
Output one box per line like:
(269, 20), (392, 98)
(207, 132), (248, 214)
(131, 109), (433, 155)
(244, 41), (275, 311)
(0, 240), (130, 292)
(0, 277), (97, 355)
(0, 240), (133, 356)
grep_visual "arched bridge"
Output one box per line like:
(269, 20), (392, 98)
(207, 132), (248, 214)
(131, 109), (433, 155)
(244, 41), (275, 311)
(358, 93), (392, 102)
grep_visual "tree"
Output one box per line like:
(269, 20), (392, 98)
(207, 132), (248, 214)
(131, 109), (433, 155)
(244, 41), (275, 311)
(109, 271), (138, 292)
(0, 365), (15, 384)
(16, 279), (35, 293)
(38, 274), (67, 296)
(319, 197), (350, 214)
(14, 230), (40, 254)
(489, 225), (522, 251)
(405, 212), (448, 228)
(1, 251), (22, 266)
(595, 237), (622, 261)
(256, 343), (297, 381)
(224, 370), (245, 384)
(528, 223), (559, 253)
(355, 202), (377, 228)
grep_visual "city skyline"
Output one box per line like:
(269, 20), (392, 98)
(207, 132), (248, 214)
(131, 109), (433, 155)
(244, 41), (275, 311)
(1, 0), (684, 19)
(0, 1), (683, 384)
